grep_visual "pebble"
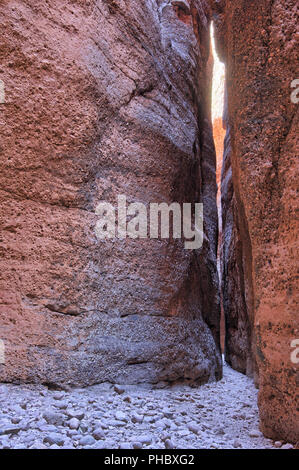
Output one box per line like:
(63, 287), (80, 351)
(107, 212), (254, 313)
(53, 392), (65, 401)
(233, 439), (242, 448)
(131, 412), (143, 424)
(139, 435), (152, 445)
(132, 441), (143, 449)
(162, 408), (173, 419)
(42, 411), (64, 426)
(123, 395), (132, 403)
(114, 385), (125, 395)
(68, 418), (80, 430)
(65, 409), (85, 420)
(281, 443), (293, 450)
(92, 428), (105, 440)
(165, 439), (174, 449)
(79, 435), (96, 447)
(188, 423), (200, 435)
(44, 433), (65, 446)
(249, 429), (262, 438)
(274, 441), (282, 448)
(119, 443), (131, 449)
(115, 411), (127, 422)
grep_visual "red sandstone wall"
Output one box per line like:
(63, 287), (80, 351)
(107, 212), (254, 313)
(212, 0), (299, 443)
(0, 1), (221, 387)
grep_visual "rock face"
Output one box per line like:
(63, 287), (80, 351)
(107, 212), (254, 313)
(0, 1), (221, 387)
(221, 99), (255, 378)
(212, 0), (299, 442)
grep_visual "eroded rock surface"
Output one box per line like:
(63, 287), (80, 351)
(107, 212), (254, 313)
(0, 1), (221, 386)
(212, 0), (299, 443)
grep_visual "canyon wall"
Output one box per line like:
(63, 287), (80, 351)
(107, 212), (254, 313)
(0, 0), (221, 387)
(212, 0), (298, 442)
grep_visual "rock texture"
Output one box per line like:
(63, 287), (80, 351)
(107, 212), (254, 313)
(0, 1), (221, 387)
(212, 0), (299, 443)
(221, 99), (255, 378)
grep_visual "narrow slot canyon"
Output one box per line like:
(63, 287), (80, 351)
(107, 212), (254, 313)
(210, 21), (226, 354)
(0, 0), (298, 451)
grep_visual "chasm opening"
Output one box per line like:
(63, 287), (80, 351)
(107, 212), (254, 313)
(210, 22), (226, 354)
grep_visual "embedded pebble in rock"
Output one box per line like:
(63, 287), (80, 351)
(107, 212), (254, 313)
(0, 364), (279, 449)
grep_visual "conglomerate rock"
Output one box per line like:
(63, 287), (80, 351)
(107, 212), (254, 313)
(212, 0), (299, 443)
(0, 1), (221, 387)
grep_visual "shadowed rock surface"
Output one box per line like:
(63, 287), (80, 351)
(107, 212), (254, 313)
(0, 1), (221, 387)
(212, 0), (299, 443)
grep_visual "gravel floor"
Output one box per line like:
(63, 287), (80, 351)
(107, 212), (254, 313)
(0, 361), (294, 449)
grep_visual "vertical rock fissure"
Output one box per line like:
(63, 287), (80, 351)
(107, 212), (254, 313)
(210, 22), (226, 353)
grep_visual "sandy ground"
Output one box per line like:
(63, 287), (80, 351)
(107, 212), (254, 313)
(0, 361), (293, 449)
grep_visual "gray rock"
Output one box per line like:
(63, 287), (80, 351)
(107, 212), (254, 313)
(53, 392), (65, 400)
(38, 424), (57, 433)
(11, 417), (21, 424)
(162, 408), (173, 419)
(160, 432), (171, 442)
(132, 441), (143, 449)
(92, 428), (105, 440)
(43, 411), (64, 426)
(68, 418), (80, 430)
(139, 435), (152, 445)
(107, 420), (126, 427)
(274, 441), (282, 448)
(188, 423), (200, 435)
(165, 439), (174, 449)
(0, 425), (22, 436)
(131, 412), (143, 424)
(281, 443), (293, 450)
(79, 435), (96, 446)
(114, 385), (125, 395)
(249, 429), (262, 438)
(119, 443), (131, 449)
(30, 442), (48, 449)
(65, 409), (85, 420)
(44, 433), (65, 446)
(115, 411), (127, 422)
(233, 439), (242, 448)
(54, 401), (68, 410)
